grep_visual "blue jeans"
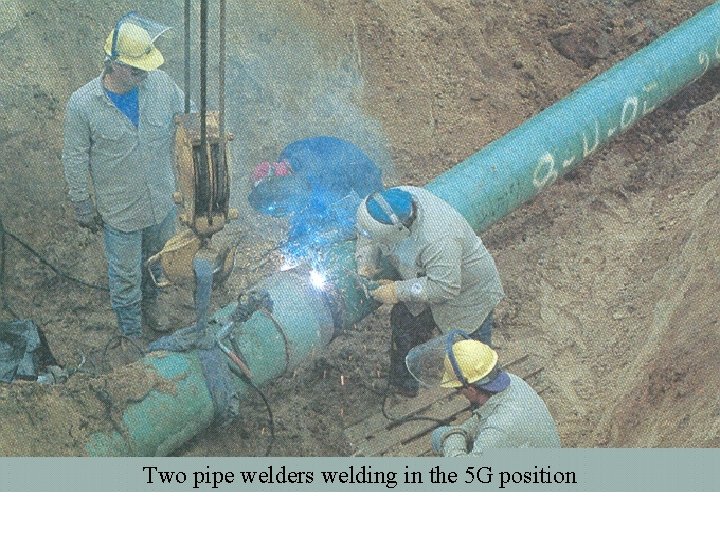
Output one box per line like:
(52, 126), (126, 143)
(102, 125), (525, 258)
(102, 210), (176, 336)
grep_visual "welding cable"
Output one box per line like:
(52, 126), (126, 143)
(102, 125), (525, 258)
(258, 307), (292, 377)
(246, 378), (275, 457)
(327, 353), (445, 427)
(1, 228), (109, 292)
(225, 347), (275, 456)
(380, 392), (448, 428)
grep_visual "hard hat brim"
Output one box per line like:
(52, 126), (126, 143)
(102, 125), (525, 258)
(440, 369), (510, 393)
(103, 34), (164, 71)
(111, 46), (164, 71)
(476, 370), (511, 393)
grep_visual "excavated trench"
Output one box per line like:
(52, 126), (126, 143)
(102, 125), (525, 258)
(0, 0), (718, 455)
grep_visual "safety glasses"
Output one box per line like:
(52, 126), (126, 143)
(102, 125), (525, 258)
(115, 62), (147, 77)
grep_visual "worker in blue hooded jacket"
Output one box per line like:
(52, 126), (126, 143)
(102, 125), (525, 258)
(249, 136), (383, 260)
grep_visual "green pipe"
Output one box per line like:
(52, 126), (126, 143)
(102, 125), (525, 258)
(429, 2), (720, 229)
(84, 3), (720, 456)
(86, 271), (336, 456)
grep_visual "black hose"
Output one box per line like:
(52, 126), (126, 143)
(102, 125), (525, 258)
(380, 391), (446, 428)
(226, 328), (276, 457)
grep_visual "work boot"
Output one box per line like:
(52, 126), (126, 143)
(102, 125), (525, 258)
(388, 361), (419, 398)
(388, 342), (420, 398)
(143, 301), (173, 333)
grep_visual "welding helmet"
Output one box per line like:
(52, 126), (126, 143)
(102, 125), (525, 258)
(355, 189), (413, 244)
(248, 160), (312, 217)
(104, 12), (169, 71)
(406, 329), (510, 392)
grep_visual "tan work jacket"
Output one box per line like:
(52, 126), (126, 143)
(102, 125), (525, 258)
(442, 374), (561, 456)
(62, 70), (185, 232)
(357, 186), (504, 332)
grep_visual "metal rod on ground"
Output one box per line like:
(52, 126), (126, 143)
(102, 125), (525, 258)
(41, 3), (720, 456)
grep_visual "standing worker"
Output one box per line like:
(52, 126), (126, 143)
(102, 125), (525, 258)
(249, 136), (383, 262)
(429, 334), (560, 456)
(62, 13), (186, 343)
(355, 186), (504, 397)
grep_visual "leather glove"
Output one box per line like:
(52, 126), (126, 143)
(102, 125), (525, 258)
(357, 264), (379, 278)
(73, 199), (103, 233)
(370, 280), (398, 305)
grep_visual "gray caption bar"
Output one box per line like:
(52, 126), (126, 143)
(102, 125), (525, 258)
(1, 450), (718, 492)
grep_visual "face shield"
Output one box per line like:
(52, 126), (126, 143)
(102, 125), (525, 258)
(407, 330), (509, 392)
(405, 333), (459, 389)
(248, 174), (312, 217)
(329, 190), (362, 224)
(104, 12), (171, 72)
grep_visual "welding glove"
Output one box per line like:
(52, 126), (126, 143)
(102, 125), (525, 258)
(431, 425), (469, 456)
(357, 264), (379, 279)
(370, 280), (399, 305)
(73, 199), (103, 233)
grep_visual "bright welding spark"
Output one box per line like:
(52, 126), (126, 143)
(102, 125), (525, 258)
(309, 269), (327, 289)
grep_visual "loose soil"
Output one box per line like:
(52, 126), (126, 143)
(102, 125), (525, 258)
(0, 0), (718, 455)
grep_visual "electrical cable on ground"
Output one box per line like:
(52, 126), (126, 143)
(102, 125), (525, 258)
(225, 327), (276, 457)
(2, 227), (109, 292)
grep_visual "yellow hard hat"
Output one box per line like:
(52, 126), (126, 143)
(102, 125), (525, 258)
(440, 339), (499, 388)
(104, 22), (164, 71)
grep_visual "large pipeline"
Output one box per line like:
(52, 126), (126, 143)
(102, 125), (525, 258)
(83, 3), (720, 456)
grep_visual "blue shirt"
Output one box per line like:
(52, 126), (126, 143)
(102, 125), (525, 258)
(278, 136), (383, 250)
(105, 86), (140, 127)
